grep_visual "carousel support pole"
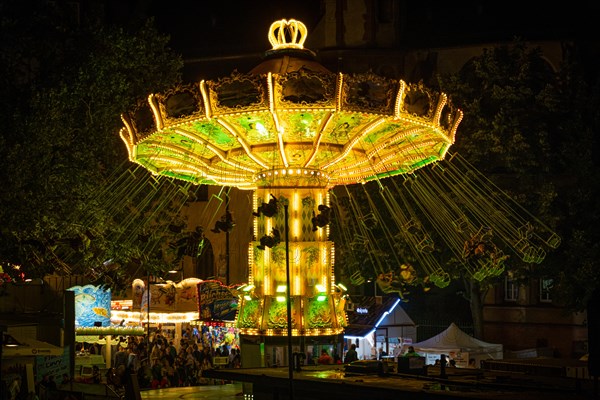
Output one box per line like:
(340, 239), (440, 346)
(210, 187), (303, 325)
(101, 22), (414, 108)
(0, 326), (5, 400)
(175, 323), (182, 351)
(225, 189), (230, 285)
(146, 272), (150, 348)
(106, 335), (112, 368)
(284, 204), (294, 400)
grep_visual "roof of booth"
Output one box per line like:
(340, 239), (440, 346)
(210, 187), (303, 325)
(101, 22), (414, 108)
(344, 295), (413, 338)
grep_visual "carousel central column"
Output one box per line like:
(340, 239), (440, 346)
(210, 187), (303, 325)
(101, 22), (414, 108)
(236, 183), (346, 365)
(252, 187), (334, 331)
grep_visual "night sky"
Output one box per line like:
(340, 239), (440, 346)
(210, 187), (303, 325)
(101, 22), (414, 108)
(142, 1), (597, 60)
(148, 0), (324, 58)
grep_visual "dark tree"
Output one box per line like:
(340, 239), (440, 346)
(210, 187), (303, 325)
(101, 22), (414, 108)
(438, 41), (600, 334)
(0, 0), (184, 292)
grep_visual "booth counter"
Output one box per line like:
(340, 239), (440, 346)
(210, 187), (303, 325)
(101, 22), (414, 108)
(75, 354), (105, 368)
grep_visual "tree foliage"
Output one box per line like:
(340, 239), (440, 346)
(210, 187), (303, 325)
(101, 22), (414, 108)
(539, 46), (600, 311)
(438, 42), (599, 316)
(332, 41), (599, 337)
(0, 0), (185, 291)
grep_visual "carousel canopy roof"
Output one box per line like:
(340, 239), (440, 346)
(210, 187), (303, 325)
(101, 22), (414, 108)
(120, 19), (462, 190)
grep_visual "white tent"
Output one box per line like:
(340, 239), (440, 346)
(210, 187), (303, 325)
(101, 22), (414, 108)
(412, 323), (503, 367)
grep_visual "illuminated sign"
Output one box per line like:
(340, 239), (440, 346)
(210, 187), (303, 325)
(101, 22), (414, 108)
(68, 284), (111, 327)
(198, 280), (238, 322)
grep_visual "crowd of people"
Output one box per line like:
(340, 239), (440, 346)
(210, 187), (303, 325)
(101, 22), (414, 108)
(72, 327), (241, 393)
(338, 342), (421, 364)
(111, 331), (240, 390)
(315, 343), (416, 366)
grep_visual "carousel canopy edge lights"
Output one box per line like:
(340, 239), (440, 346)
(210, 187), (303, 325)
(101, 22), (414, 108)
(118, 18), (460, 338)
(119, 19), (462, 190)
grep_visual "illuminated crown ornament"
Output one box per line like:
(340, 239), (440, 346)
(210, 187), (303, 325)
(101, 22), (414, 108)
(268, 19), (307, 50)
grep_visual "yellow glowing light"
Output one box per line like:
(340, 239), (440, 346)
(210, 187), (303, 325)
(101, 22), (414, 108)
(217, 118), (269, 169)
(278, 127), (289, 167)
(132, 311), (199, 324)
(264, 274), (270, 295)
(255, 122), (268, 137)
(121, 19), (466, 338)
(294, 275), (300, 295)
(268, 19), (307, 50)
(276, 285), (287, 293)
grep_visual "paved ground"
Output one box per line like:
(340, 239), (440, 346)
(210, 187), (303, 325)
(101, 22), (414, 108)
(202, 365), (596, 400)
(57, 381), (243, 399)
(58, 364), (596, 399)
(140, 383), (243, 400)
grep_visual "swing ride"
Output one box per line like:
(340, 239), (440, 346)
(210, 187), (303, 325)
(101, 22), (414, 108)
(119, 19), (560, 338)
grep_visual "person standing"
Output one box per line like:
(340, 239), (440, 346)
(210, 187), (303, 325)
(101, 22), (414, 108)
(220, 344), (229, 357)
(370, 346), (377, 360)
(127, 345), (140, 373)
(46, 375), (58, 390)
(232, 348), (241, 368)
(167, 341), (178, 363)
(317, 349), (333, 365)
(404, 346), (421, 357)
(344, 344), (358, 363)
(8, 376), (21, 400)
(91, 366), (101, 384)
(114, 343), (129, 370)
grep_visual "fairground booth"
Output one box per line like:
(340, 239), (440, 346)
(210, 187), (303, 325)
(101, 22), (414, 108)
(70, 284), (144, 373)
(192, 280), (240, 360)
(110, 278), (241, 354)
(2, 283), (146, 393)
(1, 323), (65, 397)
(343, 295), (416, 361)
(412, 323), (503, 367)
(110, 278), (200, 347)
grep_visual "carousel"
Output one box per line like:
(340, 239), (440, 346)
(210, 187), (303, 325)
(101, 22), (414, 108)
(119, 19), (558, 363)
(120, 17), (460, 335)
